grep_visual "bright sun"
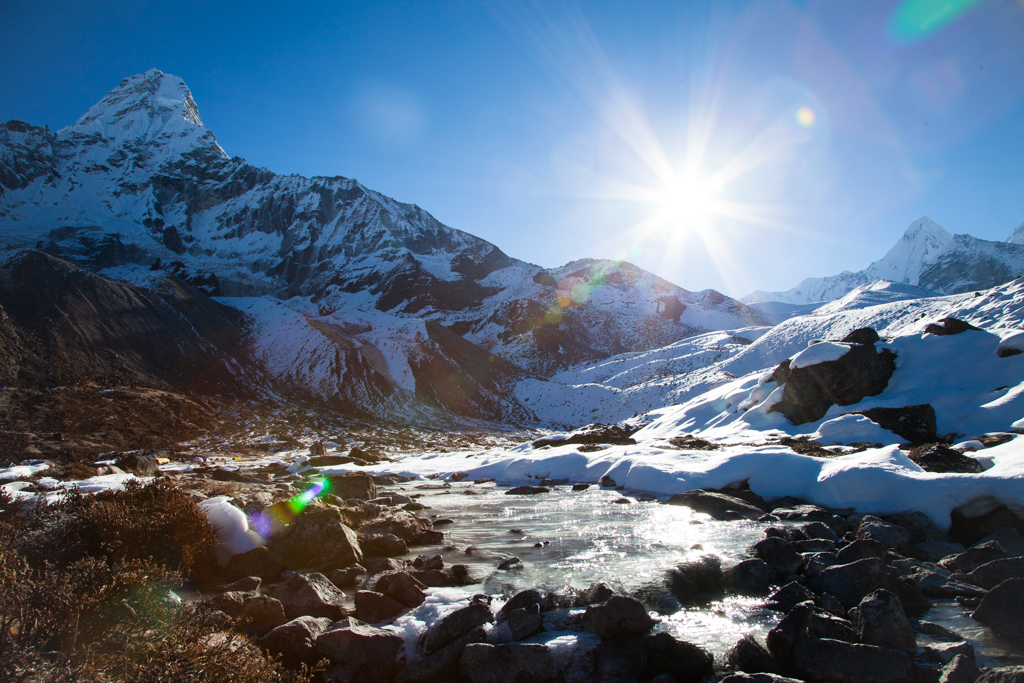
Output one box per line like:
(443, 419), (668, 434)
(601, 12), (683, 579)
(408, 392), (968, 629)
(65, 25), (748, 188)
(657, 177), (717, 228)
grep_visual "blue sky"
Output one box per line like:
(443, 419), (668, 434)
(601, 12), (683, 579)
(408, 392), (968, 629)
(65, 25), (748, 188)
(2, 0), (1023, 297)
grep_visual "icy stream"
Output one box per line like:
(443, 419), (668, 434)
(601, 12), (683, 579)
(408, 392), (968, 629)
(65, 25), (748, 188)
(391, 482), (1024, 668)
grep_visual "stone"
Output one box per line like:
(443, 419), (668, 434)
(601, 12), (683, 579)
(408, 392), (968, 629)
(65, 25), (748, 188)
(939, 655), (981, 683)
(793, 638), (912, 683)
(976, 668), (1024, 683)
(884, 575), (931, 616)
(769, 343), (897, 425)
(272, 571), (348, 621)
(766, 582), (817, 613)
(116, 453), (160, 477)
(459, 643), (553, 683)
(795, 539), (836, 553)
(504, 485), (549, 495)
(583, 595), (656, 638)
(954, 558), (1024, 590)
(972, 577), (1024, 640)
(667, 555), (724, 605)
(721, 675), (804, 683)
(507, 604), (542, 640)
(364, 557), (406, 574)
(309, 441), (327, 456)
(946, 541), (1011, 573)
(771, 505), (836, 525)
(208, 590), (259, 618)
(600, 475), (617, 487)
(259, 616), (333, 666)
(397, 626), (488, 683)
(218, 576), (262, 592)
(806, 610), (857, 642)
(422, 602), (494, 655)
(923, 641), (976, 665)
(497, 589), (544, 623)
(726, 559), (773, 596)
(923, 318), (981, 336)
(755, 537), (803, 575)
(591, 639), (646, 683)
(315, 617), (404, 675)
(578, 581), (617, 605)
(375, 571), (426, 608)
(228, 546), (285, 578)
(413, 554), (444, 571)
(411, 569), (448, 587)
(815, 593), (847, 618)
(330, 564), (366, 588)
(909, 445), (984, 474)
(313, 522), (363, 571)
(324, 473), (377, 500)
(911, 571), (988, 598)
(843, 328), (882, 345)
(837, 539), (889, 564)
(572, 483), (591, 491)
(354, 590), (406, 623)
(663, 490), (766, 520)
(808, 558), (889, 609)
(857, 516), (912, 549)
(855, 405), (938, 446)
(848, 590), (916, 653)
(976, 528), (1024, 557)
(362, 534), (408, 558)
(802, 522), (840, 543)
(270, 507), (346, 567)
(726, 634), (782, 674)
(914, 542), (967, 562)
(236, 595), (287, 638)
(643, 632), (714, 683)
(803, 552), (839, 578)
(497, 556), (522, 570)
(766, 601), (814, 664)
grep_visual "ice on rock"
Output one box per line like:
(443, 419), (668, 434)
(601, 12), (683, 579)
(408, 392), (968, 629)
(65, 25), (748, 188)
(789, 341), (852, 369)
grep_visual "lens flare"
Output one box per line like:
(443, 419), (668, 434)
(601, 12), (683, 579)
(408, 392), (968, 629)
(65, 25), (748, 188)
(249, 478), (329, 539)
(889, 0), (985, 43)
(795, 107), (816, 127)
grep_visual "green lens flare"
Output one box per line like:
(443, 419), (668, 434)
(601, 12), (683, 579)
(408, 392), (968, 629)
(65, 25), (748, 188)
(889, 0), (985, 43)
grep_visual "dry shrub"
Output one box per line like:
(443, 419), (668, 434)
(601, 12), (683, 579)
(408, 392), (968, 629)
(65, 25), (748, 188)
(14, 479), (217, 573)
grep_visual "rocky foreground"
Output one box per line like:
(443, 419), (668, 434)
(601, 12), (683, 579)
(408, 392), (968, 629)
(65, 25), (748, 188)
(44, 445), (1017, 683)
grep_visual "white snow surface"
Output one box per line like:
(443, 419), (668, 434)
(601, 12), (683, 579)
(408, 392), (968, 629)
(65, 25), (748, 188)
(198, 496), (264, 567)
(789, 341), (850, 369)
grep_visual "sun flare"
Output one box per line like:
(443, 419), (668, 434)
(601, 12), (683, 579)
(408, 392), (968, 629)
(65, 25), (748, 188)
(657, 177), (719, 229)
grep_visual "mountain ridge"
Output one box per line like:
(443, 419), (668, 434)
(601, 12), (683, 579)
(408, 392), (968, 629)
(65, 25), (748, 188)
(742, 216), (1024, 305)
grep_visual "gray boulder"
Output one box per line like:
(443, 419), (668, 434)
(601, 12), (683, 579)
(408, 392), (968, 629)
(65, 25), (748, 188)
(313, 522), (363, 571)
(944, 541), (1011, 573)
(939, 654), (981, 683)
(806, 610), (857, 642)
(976, 668), (1024, 683)
(721, 675), (804, 683)
(324, 472), (377, 500)
(664, 490), (766, 520)
(954, 558), (1024, 590)
(236, 595), (287, 638)
(583, 595), (656, 638)
(259, 616), (333, 666)
(848, 590), (916, 653)
(857, 516), (911, 549)
(767, 582), (817, 613)
(755, 537), (803, 575)
(914, 541), (966, 562)
(228, 546), (285, 578)
(667, 554), (725, 604)
(272, 571), (348, 621)
(507, 604), (542, 641)
(496, 589), (544, 623)
(421, 602), (494, 655)
(375, 571), (427, 608)
(808, 558), (889, 609)
(315, 617), (404, 678)
(643, 632), (714, 683)
(726, 634), (782, 674)
(793, 638), (912, 683)
(972, 578), (1024, 641)
(397, 626), (488, 683)
(459, 643), (553, 683)
(726, 559), (773, 596)
(837, 539), (889, 564)
(354, 590), (407, 624)
(766, 601), (814, 664)
(209, 590), (259, 618)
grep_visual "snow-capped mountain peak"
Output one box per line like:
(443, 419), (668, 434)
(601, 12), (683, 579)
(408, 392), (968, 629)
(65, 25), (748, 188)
(1007, 220), (1024, 245)
(871, 215), (954, 284)
(743, 215), (1024, 308)
(66, 69), (217, 150)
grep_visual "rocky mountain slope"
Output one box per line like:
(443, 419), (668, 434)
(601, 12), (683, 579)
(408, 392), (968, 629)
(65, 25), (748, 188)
(0, 69), (764, 426)
(743, 217), (1024, 305)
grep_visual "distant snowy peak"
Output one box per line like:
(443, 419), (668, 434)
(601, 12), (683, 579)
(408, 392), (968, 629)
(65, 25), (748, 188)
(63, 69), (226, 158)
(743, 216), (1024, 306)
(1008, 221), (1024, 245)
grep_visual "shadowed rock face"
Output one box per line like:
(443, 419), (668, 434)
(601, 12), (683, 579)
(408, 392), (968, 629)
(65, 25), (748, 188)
(770, 344), (897, 425)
